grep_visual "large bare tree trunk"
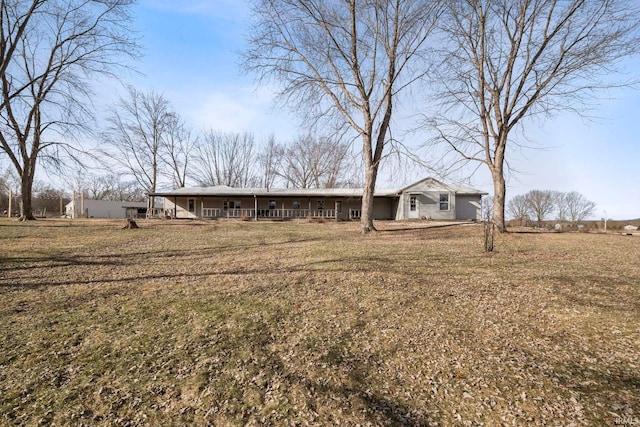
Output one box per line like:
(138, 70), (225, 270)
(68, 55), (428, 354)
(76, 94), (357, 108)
(361, 164), (378, 233)
(19, 159), (36, 221)
(492, 169), (506, 233)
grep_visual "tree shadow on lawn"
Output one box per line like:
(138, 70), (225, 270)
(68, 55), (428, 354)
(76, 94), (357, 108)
(1, 242), (431, 292)
(565, 363), (640, 413)
(188, 313), (433, 425)
(0, 257), (405, 290)
(377, 222), (476, 234)
(0, 237), (323, 273)
(548, 274), (640, 315)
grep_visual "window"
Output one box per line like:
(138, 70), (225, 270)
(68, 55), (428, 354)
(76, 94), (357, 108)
(224, 200), (241, 210)
(317, 200), (324, 211)
(188, 199), (195, 213)
(439, 193), (449, 211)
(269, 200), (276, 210)
(292, 201), (300, 209)
(410, 196), (417, 211)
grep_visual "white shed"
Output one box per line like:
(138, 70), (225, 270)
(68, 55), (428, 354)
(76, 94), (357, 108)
(65, 199), (147, 219)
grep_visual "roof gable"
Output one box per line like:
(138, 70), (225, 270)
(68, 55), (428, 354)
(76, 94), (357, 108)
(399, 177), (487, 195)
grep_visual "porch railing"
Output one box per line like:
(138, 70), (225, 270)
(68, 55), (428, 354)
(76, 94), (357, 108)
(201, 208), (337, 219)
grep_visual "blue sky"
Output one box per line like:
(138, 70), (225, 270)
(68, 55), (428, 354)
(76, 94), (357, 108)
(114, 0), (639, 220)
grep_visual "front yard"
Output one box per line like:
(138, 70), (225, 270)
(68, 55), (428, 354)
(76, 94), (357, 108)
(0, 219), (638, 425)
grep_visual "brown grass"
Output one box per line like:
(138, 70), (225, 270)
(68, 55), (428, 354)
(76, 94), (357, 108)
(0, 218), (638, 425)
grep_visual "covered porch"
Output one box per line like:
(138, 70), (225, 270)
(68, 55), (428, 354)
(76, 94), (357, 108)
(161, 195), (367, 221)
(200, 207), (362, 220)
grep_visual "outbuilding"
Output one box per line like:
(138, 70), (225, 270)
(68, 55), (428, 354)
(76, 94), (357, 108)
(65, 199), (147, 219)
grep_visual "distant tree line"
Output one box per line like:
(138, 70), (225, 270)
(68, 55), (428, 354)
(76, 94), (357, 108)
(507, 190), (596, 227)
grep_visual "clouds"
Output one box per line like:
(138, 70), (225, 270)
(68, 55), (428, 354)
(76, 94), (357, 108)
(169, 85), (298, 138)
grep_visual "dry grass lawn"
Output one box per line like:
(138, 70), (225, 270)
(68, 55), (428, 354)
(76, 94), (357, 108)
(0, 218), (638, 426)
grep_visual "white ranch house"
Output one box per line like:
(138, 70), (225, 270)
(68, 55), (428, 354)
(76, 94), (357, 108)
(151, 178), (487, 222)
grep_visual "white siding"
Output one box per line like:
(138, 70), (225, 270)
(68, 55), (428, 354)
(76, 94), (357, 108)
(455, 195), (482, 220)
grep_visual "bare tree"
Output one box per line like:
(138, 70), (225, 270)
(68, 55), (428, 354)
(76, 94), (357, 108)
(80, 174), (144, 201)
(482, 196), (495, 252)
(0, 0), (138, 220)
(244, 0), (442, 233)
(280, 135), (350, 189)
(32, 182), (68, 217)
(0, 167), (19, 212)
(554, 191), (568, 223)
(280, 136), (314, 189)
(192, 131), (257, 187)
(160, 113), (197, 188)
(507, 194), (530, 226)
(256, 134), (281, 190)
(430, 0), (640, 232)
(525, 190), (555, 227)
(103, 87), (172, 210)
(563, 191), (596, 225)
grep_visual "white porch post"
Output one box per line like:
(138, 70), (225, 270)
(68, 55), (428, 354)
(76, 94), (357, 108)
(254, 195), (258, 221)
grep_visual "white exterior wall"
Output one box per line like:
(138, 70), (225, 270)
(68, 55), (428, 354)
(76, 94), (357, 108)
(395, 179), (458, 220)
(455, 195), (482, 221)
(66, 199), (146, 218)
(396, 192), (455, 220)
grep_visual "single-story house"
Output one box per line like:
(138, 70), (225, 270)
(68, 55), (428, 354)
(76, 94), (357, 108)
(65, 198), (147, 219)
(150, 177), (487, 221)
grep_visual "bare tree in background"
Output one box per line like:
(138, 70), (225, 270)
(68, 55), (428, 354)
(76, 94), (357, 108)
(256, 134), (281, 190)
(507, 194), (530, 226)
(554, 191), (568, 223)
(160, 113), (197, 188)
(525, 190), (556, 227)
(103, 87), (172, 211)
(430, 0), (640, 232)
(0, 167), (20, 212)
(563, 191), (596, 226)
(244, 0), (442, 233)
(280, 135), (350, 189)
(80, 174), (144, 201)
(0, 0), (138, 220)
(31, 182), (68, 217)
(192, 131), (257, 187)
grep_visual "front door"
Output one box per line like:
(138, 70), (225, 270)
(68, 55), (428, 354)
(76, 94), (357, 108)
(409, 195), (419, 219)
(188, 198), (196, 216)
